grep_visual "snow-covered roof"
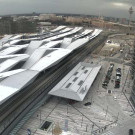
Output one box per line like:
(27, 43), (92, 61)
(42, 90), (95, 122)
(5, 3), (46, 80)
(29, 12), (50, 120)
(0, 69), (26, 81)
(41, 40), (62, 48)
(0, 35), (13, 46)
(0, 55), (29, 73)
(25, 40), (44, 55)
(3, 39), (22, 46)
(0, 70), (39, 104)
(0, 45), (28, 55)
(51, 26), (67, 32)
(30, 48), (72, 71)
(67, 37), (89, 50)
(89, 29), (102, 39)
(60, 28), (73, 33)
(74, 29), (93, 39)
(22, 48), (48, 69)
(44, 27), (83, 42)
(49, 62), (101, 101)
(66, 29), (102, 51)
(0, 27), (103, 104)
(9, 35), (23, 40)
(61, 38), (73, 49)
(0, 54), (29, 59)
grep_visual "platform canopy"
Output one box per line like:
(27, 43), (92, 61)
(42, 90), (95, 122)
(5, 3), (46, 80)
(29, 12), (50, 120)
(49, 62), (101, 101)
(0, 70), (39, 104)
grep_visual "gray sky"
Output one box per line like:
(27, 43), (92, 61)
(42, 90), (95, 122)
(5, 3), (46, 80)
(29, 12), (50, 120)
(0, 0), (135, 19)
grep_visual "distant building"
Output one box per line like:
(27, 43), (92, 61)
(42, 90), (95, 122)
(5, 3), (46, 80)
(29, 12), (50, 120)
(39, 14), (56, 21)
(0, 17), (37, 35)
(38, 22), (51, 26)
(0, 17), (13, 35)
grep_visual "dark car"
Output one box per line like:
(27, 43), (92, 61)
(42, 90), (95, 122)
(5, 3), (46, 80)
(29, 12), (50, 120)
(102, 82), (108, 87)
(84, 102), (92, 106)
(129, 129), (133, 135)
(117, 68), (121, 72)
(115, 83), (120, 88)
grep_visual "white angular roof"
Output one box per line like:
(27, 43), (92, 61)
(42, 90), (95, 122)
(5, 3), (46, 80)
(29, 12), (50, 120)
(44, 27), (83, 42)
(3, 39), (22, 46)
(9, 35), (23, 40)
(51, 26), (66, 32)
(0, 55), (29, 73)
(66, 29), (102, 51)
(61, 38), (73, 49)
(74, 29), (93, 39)
(67, 37), (89, 50)
(0, 27), (103, 104)
(0, 54), (29, 59)
(60, 27), (73, 33)
(49, 62), (101, 101)
(89, 29), (102, 39)
(41, 40), (62, 48)
(0, 85), (18, 104)
(0, 35), (13, 47)
(22, 48), (48, 69)
(0, 45), (28, 55)
(25, 40), (44, 55)
(30, 48), (72, 71)
(0, 69), (26, 81)
(0, 70), (39, 104)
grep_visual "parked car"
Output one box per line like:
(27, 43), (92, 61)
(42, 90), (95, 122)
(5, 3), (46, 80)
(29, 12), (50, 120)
(116, 76), (121, 81)
(115, 82), (120, 88)
(116, 72), (121, 77)
(113, 96), (117, 100)
(129, 129), (133, 135)
(102, 82), (108, 87)
(110, 63), (114, 68)
(117, 68), (121, 72)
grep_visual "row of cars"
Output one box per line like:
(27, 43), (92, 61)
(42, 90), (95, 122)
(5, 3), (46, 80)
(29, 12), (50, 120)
(115, 68), (121, 88)
(102, 63), (122, 89)
(102, 63), (114, 88)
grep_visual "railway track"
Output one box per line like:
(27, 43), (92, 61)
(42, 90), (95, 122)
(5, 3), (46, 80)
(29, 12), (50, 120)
(0, 32), (109, 135)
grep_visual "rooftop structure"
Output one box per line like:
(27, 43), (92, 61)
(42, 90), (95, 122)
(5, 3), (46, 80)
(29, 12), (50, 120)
(50, 26), (67, 32)
(0, 45), (28, 55)
(0, 70), (39, 104)
(49, 62), (101, 101)
(0, 26), (102, 105)
(30, 48), (72, 71)
(0, 35), (13, 47)
(43, 27), (83, 42)
(74, 29), (93, 40)
(0, 69), (26, 81)
(0, 55), (29, 72)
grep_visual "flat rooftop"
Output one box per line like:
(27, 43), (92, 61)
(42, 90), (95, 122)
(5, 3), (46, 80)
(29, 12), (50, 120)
(49, 62), (101, 101)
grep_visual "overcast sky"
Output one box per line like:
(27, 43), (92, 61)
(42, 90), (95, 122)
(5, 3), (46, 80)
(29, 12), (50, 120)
(0, 0), (135, 19)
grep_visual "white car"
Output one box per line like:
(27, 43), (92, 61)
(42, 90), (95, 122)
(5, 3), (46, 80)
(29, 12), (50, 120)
(113, 96), (117, 100)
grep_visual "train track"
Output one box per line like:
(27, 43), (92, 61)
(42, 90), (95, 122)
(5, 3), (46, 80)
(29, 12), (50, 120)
(0, 32), (109, 135)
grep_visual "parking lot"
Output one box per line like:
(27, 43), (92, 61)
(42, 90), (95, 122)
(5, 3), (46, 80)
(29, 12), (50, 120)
(17, 36), (135, 135)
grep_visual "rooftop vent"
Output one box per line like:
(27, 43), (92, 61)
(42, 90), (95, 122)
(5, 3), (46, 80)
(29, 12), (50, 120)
(40, 121), (52, 131)
(66, 83), (72, 88)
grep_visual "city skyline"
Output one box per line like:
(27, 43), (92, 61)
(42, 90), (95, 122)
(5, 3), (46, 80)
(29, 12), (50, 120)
(0, 0), (135, 19)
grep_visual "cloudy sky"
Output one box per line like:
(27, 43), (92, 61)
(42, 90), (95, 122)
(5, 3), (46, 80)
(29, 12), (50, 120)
(0, 0), (135, 19)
